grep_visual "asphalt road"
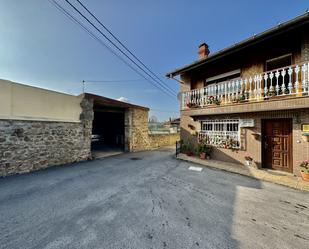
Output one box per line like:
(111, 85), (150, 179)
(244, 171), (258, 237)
(0, 148), (309, 249)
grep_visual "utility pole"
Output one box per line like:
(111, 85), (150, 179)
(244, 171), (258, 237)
(82, 80), (85, 93)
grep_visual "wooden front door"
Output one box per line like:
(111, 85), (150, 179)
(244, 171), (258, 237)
(262, 119), (292, 173)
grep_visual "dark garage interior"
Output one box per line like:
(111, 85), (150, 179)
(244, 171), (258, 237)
(84, 93), (149, 158)
(85, 93), (129, 158)
(91, 108), (125, 152)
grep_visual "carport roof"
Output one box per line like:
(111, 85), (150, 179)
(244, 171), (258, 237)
(82, 93), (149, 111)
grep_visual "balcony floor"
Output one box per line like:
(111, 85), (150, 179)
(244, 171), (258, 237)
(182, 95), (309, 116)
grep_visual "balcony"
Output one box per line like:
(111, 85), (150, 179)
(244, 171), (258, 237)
(181, 62), (309, 114)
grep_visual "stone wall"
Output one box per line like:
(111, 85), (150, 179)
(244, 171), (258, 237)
(0, 98), (93, 177)
(124, 107), (180, 152)
(149, 133), (180, 148)
(125, 108), (150, 152)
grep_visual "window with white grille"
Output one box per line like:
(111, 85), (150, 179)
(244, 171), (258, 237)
(199, 119), (240, 149)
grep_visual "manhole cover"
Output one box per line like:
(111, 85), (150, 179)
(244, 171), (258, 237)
(130, 157), (142, 160)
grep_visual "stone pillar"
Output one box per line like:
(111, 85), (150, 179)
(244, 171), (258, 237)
(80, 98), (94, 159)
(124, 108), (132, 152)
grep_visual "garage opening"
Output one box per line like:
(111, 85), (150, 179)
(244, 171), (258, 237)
(91, 105), (125, 158)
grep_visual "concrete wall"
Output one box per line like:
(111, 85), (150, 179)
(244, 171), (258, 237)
(0, 79), (82, 122)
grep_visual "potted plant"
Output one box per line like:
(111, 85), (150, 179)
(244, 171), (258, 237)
(238, 94), (246, 102)
(205, 145), (213, 159)
(197, 143), (207, 159)
(244, 155), (253, 166)
(299, 160), (309, 181)
(181, 138), (195, 156)
(302, 133), (309, 142)
(187, 103), (199, 108)
(196, 143), (213, 159)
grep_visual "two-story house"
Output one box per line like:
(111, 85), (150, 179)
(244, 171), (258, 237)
(167, 13), (309, 175)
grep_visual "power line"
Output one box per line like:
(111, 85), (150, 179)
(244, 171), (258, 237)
(49, 0), (176, 99)
(83, 79), (146, 83)
(50, 0), (175, 99)
(63, 0), (177, 97)
(150, 109), (179, 113)
(74, 0), (176, 95)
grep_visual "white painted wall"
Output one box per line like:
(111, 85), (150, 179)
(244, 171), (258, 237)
(0, 79), (82, 122)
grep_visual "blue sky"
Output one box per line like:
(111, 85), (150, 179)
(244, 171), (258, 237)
(0, 0), (308, 120)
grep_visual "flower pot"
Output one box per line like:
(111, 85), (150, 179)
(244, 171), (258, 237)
(301, 171), (309, 181)
(245, 160), (252, 166)
(186, 152), (193, 156)
(302, 135), (309, 142)
(199, 152), (206, 160)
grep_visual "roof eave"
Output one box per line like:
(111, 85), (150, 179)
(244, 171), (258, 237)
(166, 12), (309, 78)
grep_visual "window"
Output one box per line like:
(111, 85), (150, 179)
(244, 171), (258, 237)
(199, 119), (240, 149)
(266, 54), (292, 71)
(265, 54), (292, 94)
(203, 70), (241, 99)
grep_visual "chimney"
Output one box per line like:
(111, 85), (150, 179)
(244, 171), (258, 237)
(198, 43), (210, 59)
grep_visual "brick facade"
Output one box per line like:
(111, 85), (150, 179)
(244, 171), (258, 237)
(175, 18), (309, 177)
(181, 107), (309, 176)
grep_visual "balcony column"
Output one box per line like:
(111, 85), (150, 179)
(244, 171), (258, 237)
(281, 69), (286, 95)
(295, 65), (300, 94)
(244, 78), (248, 100)
(235, 80), (238, 100)
(224, 82), (227, 104)
(249, 77), (253, 99)
(275, 70), (280, 95)
(228, 81), (231, 103)
(204, 86), (208, 106)
(257, 74), (262, 100)
(302, 63), (308, 94)
(253, 75), (257, 100)
(200, 87), (205, 107)
(239, 79), (243, 99)
(269, 72), (274, 94)
(263, 73), (268, 97)
(288, 67), (293, 94)
(230, 81), (234, 102)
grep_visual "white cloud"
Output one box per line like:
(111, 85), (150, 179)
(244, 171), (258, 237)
(117, 96), (129, 103)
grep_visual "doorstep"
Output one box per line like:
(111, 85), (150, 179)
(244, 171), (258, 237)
(177, 153), (309, 192)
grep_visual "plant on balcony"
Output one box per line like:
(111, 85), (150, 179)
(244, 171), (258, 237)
(207, 96), (221, 105)
(238, 95), (246, 102)
(299, 160), (309, 181)
(186, 102), (199, 108)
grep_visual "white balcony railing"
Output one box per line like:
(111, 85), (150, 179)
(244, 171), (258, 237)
(181, 62), (309, 109)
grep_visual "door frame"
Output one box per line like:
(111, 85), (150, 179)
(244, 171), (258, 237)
(261, 118), (293, 173)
